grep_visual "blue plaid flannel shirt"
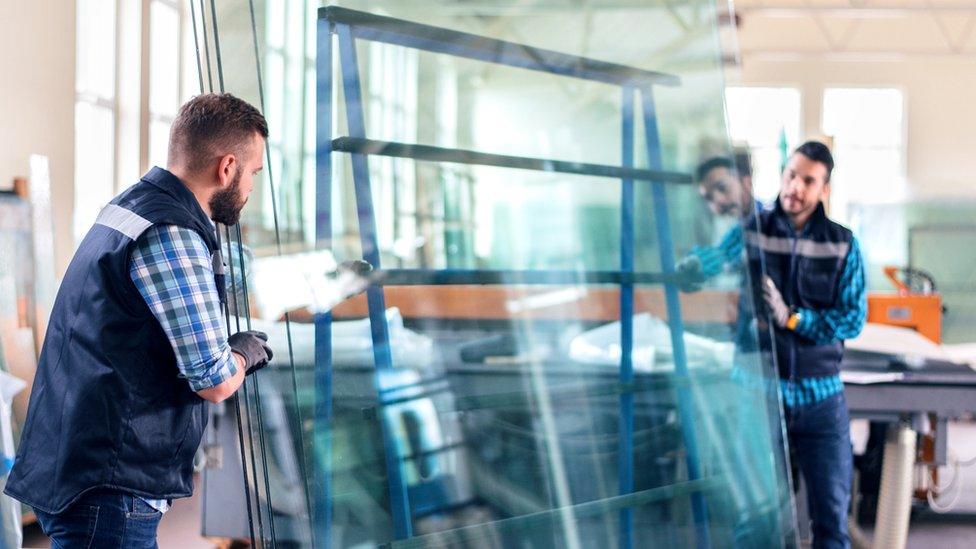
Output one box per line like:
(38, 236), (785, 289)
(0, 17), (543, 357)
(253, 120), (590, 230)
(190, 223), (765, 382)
(710, 224), (866, 407)
(128, 224), (240, 512)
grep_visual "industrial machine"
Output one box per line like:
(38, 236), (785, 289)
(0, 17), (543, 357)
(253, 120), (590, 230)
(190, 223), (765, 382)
(867, 266), (943, 344)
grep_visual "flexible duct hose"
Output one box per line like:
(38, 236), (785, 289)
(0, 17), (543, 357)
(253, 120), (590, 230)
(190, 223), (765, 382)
(871, 423), (916, 549)
(848, 472), (871, 549)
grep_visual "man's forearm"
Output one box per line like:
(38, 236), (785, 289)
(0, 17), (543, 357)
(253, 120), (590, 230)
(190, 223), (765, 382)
(793, 305), (866, 344)
(197, 353), (247, 403)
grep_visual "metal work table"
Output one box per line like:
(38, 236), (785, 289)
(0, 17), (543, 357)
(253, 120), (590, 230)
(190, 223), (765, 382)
(842, 351), (976, 465)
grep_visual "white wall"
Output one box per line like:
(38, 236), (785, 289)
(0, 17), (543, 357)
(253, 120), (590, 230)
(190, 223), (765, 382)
(734, 56), (976, 201)
(0, 1), (76, 277)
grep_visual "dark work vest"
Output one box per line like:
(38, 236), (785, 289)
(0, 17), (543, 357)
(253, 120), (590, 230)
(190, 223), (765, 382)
(5, 167), (222, 514)
(745, 199), (853, 380)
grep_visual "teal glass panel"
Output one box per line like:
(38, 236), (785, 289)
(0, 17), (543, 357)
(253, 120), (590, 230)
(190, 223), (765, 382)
(192, 1), (797, 547)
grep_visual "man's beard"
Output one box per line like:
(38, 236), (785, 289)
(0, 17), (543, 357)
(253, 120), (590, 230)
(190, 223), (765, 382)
(210, 167), (246, 226)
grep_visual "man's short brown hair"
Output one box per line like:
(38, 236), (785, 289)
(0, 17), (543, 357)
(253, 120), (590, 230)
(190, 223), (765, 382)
(168, 93), (269, 174)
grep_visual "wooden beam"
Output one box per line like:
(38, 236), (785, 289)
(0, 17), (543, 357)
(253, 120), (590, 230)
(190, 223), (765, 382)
(331, 285), (739, 323)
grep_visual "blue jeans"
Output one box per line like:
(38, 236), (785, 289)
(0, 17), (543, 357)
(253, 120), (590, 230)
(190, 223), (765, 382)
(34, 489), (162, 548)
(786, 392), (852, 549)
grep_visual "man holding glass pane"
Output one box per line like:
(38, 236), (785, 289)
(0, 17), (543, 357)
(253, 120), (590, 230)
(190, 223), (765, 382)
(6, 93), (274, 548)
(685, 142), (865, 548)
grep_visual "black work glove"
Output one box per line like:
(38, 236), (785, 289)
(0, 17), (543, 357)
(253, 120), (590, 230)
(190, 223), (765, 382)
(332, 259), (375, 301)
(228, 330), (273, 375)
(337, 259), (374, 278)
(675, 254), (705, 293)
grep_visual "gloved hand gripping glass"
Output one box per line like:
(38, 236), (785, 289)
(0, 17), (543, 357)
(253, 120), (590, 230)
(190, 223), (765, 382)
(675, 246), (728, 293)
(762, 275), (792, 329)
(315, 259), (380, 310)
(246, 253), (381, 322)
(229, 330), (274, 375)
(688, 246), (726, 277)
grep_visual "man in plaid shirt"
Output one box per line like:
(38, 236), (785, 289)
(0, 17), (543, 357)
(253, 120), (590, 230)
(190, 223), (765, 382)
(753, 142), (865, 549)
(8, 93), (273, 548)
(684, 143), (865, 548)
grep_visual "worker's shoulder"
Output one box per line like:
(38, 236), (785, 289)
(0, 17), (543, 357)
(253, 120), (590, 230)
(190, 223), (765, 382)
(739, 210), (769, 231)
(135, 223), (211, 256)
(822, 215), (855, 243)
(742, 208), (772, 232)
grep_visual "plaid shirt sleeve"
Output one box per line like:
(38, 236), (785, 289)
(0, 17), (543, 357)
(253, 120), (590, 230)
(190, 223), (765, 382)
(129, 224), (238, 392)
(717, 224), (744, 264)
(794, 236), (867, 345)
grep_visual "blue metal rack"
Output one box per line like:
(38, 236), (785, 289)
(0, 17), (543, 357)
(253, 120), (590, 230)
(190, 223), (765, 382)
(316, 6), (710, 548)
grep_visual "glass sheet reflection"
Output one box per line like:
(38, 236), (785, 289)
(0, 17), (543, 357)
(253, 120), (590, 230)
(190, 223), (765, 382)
(191, 1), (797, 547)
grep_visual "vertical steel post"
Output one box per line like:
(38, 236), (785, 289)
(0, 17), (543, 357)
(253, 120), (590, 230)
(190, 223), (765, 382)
(314, 17), (334, 549)
(640, 87), (711, 549)
(335, 23), (414, 540)
(618, 85), (636, 549)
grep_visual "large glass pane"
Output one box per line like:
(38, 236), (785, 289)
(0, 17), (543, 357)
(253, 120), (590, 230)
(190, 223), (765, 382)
(193, 1), (798, 547)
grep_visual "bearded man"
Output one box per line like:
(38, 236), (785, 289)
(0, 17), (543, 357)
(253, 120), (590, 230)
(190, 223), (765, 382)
(6, 93), (274, 548)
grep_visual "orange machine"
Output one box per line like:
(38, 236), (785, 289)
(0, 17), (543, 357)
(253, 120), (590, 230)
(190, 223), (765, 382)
(867, 266), (943, 344)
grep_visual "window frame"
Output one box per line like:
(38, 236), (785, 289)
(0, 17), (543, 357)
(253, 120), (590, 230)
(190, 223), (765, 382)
(74, 0), (195, 246)
(723, 84), (804, 202)
(820, 84), (908, 218)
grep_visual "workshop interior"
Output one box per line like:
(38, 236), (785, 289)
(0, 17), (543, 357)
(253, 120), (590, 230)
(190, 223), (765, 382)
(3, 0), (976, 547)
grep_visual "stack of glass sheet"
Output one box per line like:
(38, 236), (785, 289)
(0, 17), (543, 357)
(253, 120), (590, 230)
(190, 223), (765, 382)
(190, 1), (798, 547)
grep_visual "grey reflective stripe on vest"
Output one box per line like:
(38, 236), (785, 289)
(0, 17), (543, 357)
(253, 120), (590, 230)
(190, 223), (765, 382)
(745, 231), (849, 259)
(95, 204), (153, 240)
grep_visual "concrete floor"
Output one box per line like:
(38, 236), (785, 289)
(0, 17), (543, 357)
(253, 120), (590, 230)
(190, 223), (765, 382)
(20, 423), (976, 548)
(861, 516), (976, 549)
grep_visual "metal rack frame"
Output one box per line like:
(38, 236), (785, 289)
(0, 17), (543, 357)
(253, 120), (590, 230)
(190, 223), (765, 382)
(316, 6), (710, 548)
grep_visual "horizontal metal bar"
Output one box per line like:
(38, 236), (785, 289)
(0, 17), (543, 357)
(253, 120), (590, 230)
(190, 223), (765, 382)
(333, 137), (692, 184)
(374, 268), (678, 286)
(447, 375), (721, 415)
(355, 374), (731, 426)
(400, 441), (466, 463)
(319, 6), (680, 87)
(385, 477), (724, 549)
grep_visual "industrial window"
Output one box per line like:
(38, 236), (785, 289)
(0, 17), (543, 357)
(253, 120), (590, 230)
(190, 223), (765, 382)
(73, 0), (118, 244)
(259, 1), (425, 256)
(822, 87), (906, 222)
(258, 0), (331, 247)
(148, 0), (187, 168)
(73, 0), (196, 247)
(724, 86), (802, 203)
